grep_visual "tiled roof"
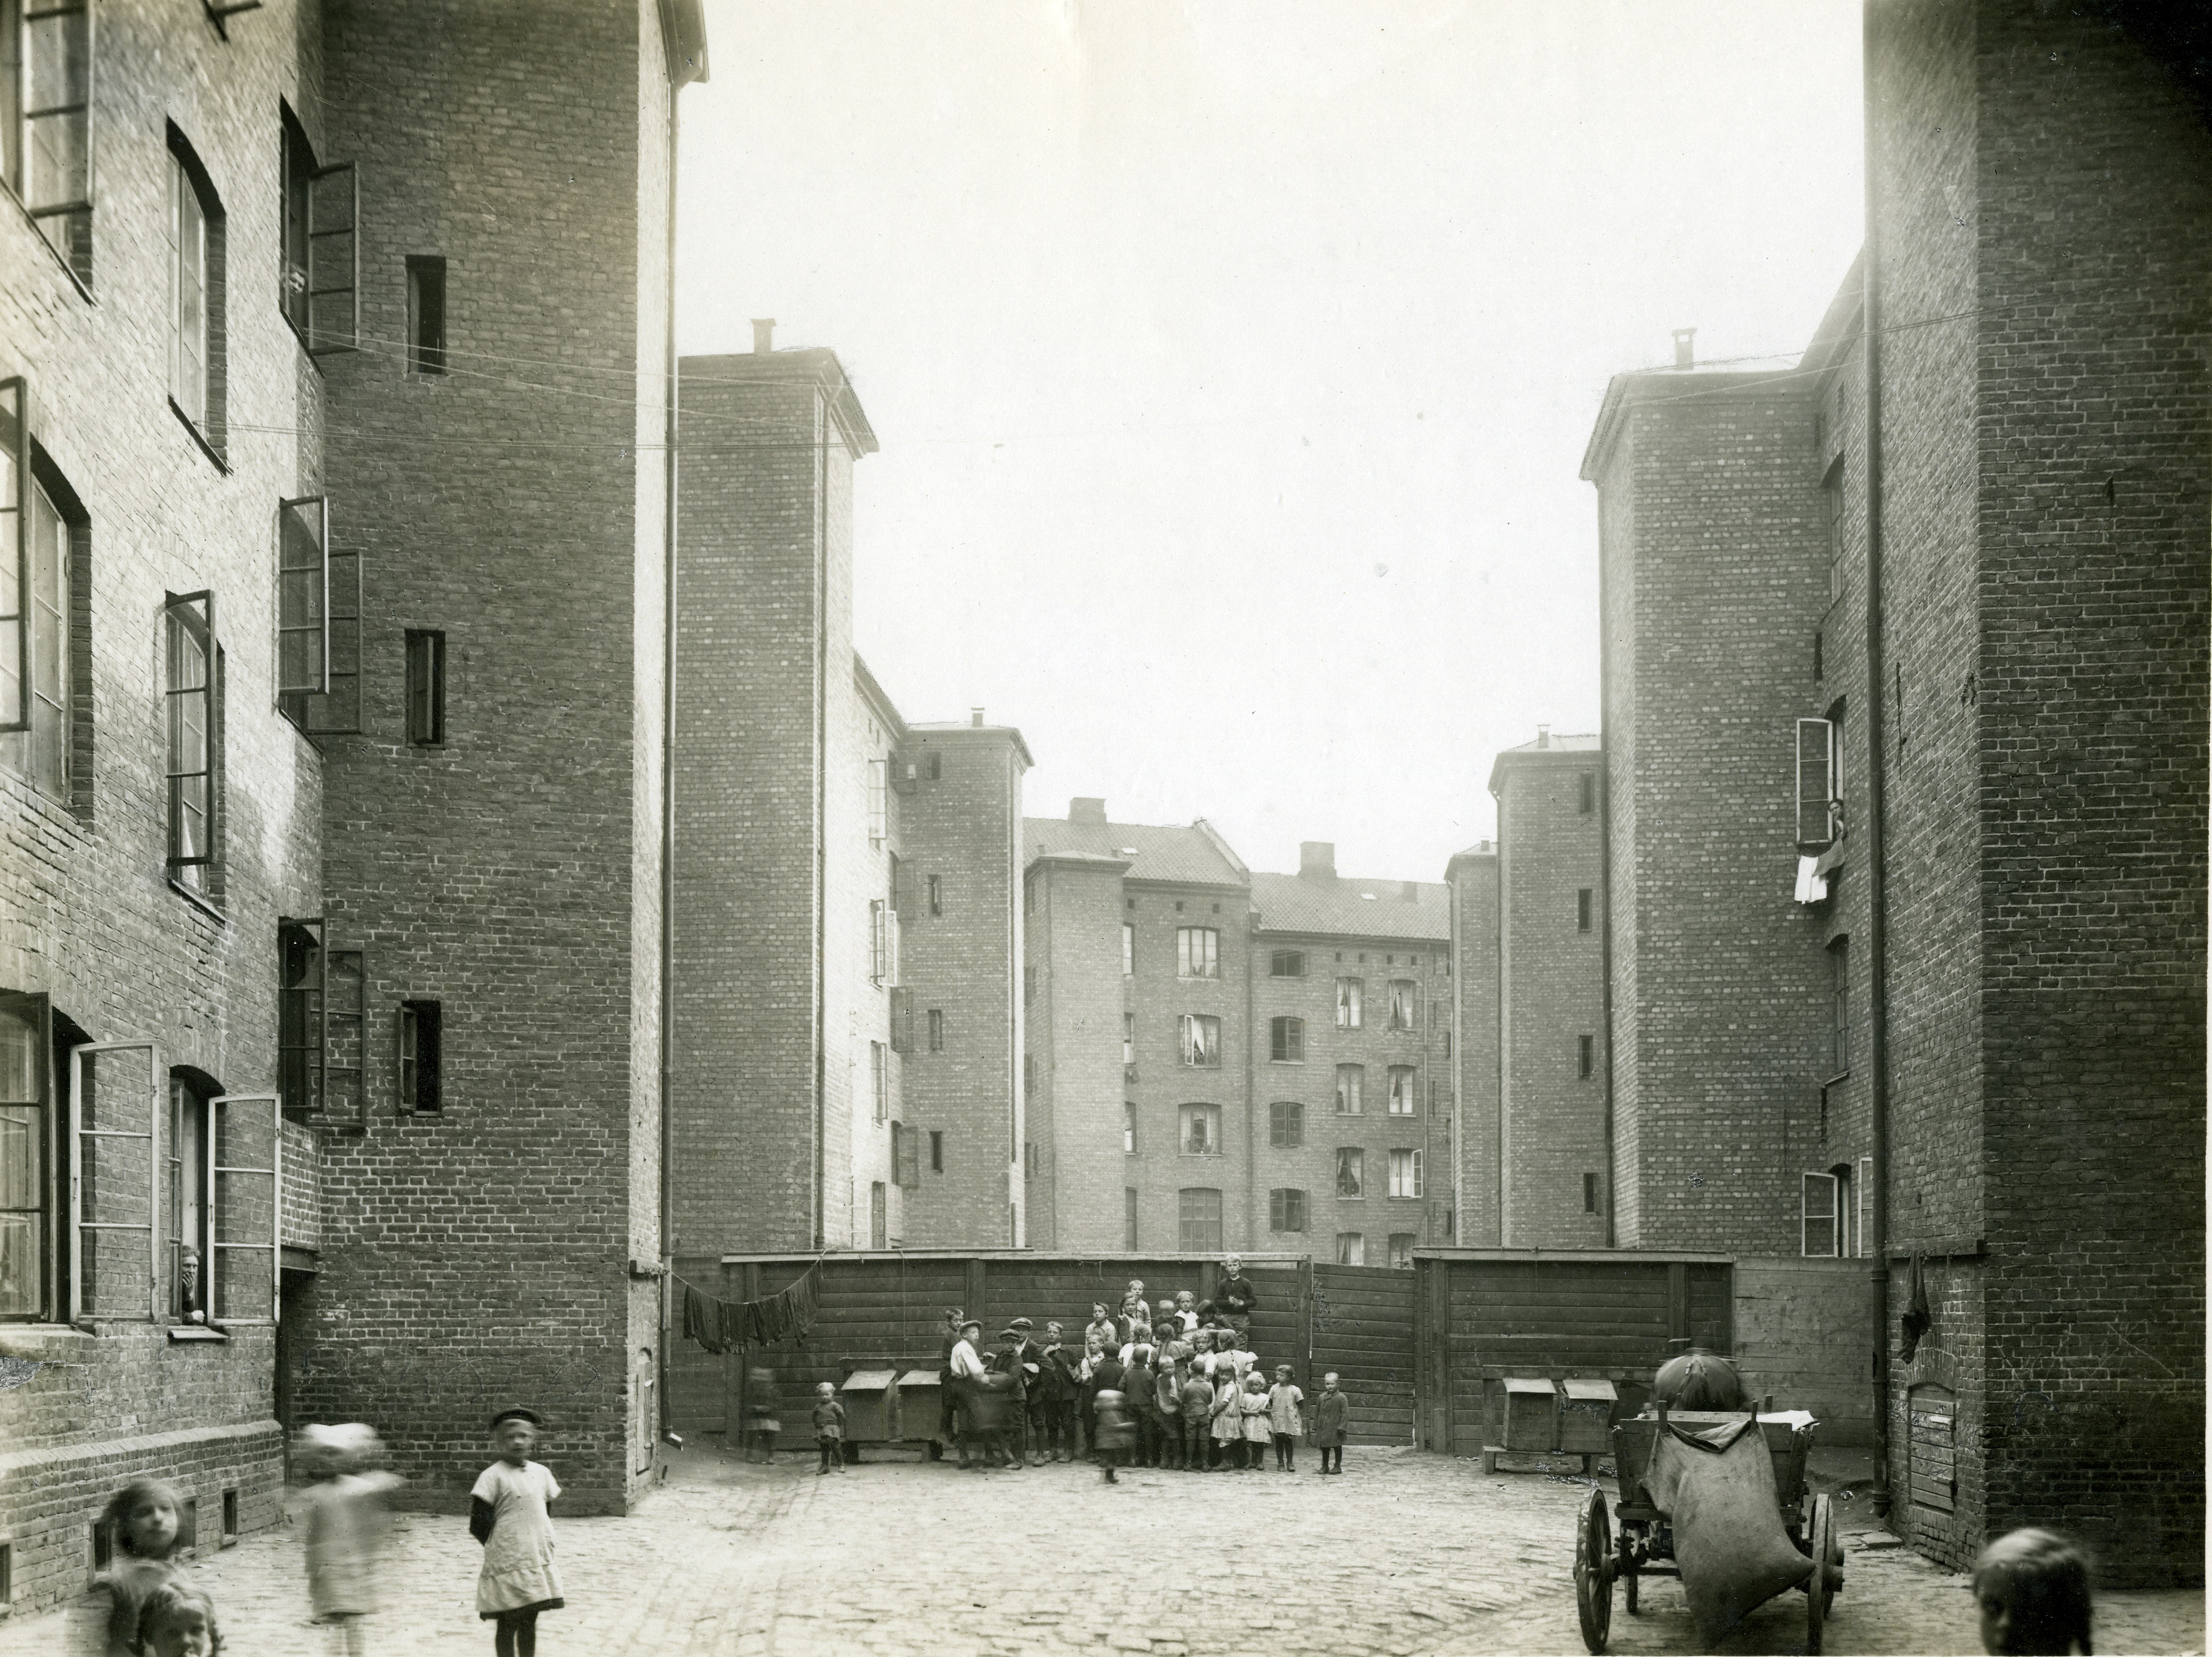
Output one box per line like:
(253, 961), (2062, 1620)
(1022, 819), (1246, 888)
(1250, 871), (1451, 943)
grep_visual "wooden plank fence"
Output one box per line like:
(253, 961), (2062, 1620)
(669, 1252), (1421, 1446)
(1413, 1250), (1734, 1458)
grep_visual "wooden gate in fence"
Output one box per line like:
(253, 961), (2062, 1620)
(671, 1251), (1423, 1446)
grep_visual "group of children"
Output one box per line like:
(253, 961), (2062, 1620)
(86, 1408), (560, 1656)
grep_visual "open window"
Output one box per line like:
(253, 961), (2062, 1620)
(278, 919), (364, 1125)
(1800, 1170), (1839, 1258)
(5, 0), (94, 284)
(164, 592), (217, 895)
(70, 1040), (161, 1321)
(279, 105), (356, 355)
(275, 498), (360, 736)
(1796, 718), (1840, 849)
(207, 1090), (277, 1323)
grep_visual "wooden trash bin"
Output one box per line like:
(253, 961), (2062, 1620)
(1559, 1377), (1618, 1470)
(1481, 1376), (1561, 1472)
(896, 1369), (944, 1453)
(840, 1368), (899, 1460)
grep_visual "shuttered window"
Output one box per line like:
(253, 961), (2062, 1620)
(1269, 1188), (1307, 1233)
(1269, 1100), (1303, 1149)
(1909, 1384), (1956, 1512)
(0, 990), (52, 1320)
(1270, 1016), (1303, 1062)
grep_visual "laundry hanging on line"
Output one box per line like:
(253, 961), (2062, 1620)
(679, 1260), (822, 1355)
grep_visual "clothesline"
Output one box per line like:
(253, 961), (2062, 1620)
(675, 1258), (824, 1355)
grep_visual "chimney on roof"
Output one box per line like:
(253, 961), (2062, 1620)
(1672, 327), (1695, 370)
(751, 318), (776, 354)
(1069, 798), (1107, 826)
(1481, 839), (1493, 853)
(1299, 842), (1336, 881)
(1537, 724), (1551, 749)
(970, 707), (985, 728)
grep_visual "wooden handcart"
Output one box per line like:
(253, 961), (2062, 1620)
(1573, 1406), (1845, 1653)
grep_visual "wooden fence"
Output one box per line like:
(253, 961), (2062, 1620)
(1412, 1249), (1734, 1458)
(669, 1251), (1422, 1446)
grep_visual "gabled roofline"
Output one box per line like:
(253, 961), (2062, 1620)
(1191, 817), (1251, 882)
(853, 654), (907, 738)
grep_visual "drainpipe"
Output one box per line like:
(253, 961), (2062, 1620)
(657, 53), (683, 1458)
(1860, 8), (1894, 1516)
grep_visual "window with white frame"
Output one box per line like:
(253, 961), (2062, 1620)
(870, 900), (893, 986)
(1269, 1099), (1303, 1148)
(1270, 1015), (1303, 1062)
(1336, 977), (1363, 1028)
(1178, 1103), (1220, 1156)
(1388, 1232), (1417, 1270)
(277, 101), (357, 353)
(3, 0), (93, 283)
(1334, 1231), (1365, 1266)
(1122, 922), (1134, 976)
(1122, 1012), (1133, 1066)
(1178, 1014), (1220, 1068)
(277, 496), (362, 736)
(1334, 1064), (1363, 1115)
(1269, 1188), (1307, 1233)
(1269, 950), (1304, 977)
(1801, 1171), (1839, 1257)
(871, 1041), (887, 1123)
(1123, 1101), (1136, 1155)
(1387, 980), (1415, 1031)
(1335, 1146), (1364, 1199)
(1387, 1065), (1415, 1114)
(866, 757), (887, 844)
(0, 407), (77, 802)
(1176, 926), (1218, 979)
(1388, 1147), (1422, 1199)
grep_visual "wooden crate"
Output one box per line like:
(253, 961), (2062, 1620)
(1502, 1376), (1559, 1451)
(1559, 1377), (1618, 1454)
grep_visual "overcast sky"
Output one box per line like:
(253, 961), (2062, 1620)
(675, 0), (1865, 881)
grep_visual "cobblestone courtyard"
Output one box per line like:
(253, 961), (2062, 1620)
(3, 1444), (2200, 1656)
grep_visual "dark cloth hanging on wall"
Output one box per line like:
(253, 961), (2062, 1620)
(677, 1260), (822, 1354)
(1899, 1253), (1932, 1362)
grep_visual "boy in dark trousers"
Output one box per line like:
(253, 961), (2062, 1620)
(1178, 1364), (1215, 1471)
(811, 1382), (846, 1474)
(1037, 1322), (1081, 1462)
(1154, 1357), (1187, 1469)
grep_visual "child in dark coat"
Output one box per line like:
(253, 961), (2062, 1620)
(1311, 1372), (1349, 1474)
(811, 1382), (846, 1475)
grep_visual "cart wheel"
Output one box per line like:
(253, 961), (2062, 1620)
(1575, 1485), (1614, 1652)
(1806, 1493), (1836, 1654)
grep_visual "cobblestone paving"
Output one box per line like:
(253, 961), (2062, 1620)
(3, 1444), (2200, 1655)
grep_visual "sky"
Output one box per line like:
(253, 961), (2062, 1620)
(674, 0), (1866, 881)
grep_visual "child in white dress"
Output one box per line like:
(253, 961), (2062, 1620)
(470, 1410), (563, 1657)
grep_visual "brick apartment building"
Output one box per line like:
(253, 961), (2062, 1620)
(667, 336), (1030, 1358)
(1, 0), (707, 1611)
(1024, 805), (1451, 1261)
(1568, 0), (2207, 1581)
(1445, 731), (1608, 1250)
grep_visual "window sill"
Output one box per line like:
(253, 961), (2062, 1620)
(169, 400), (230, 472)
(1178, 1152), (1223, 1159)
(1268, 1058), (1304, 1065)
(167, 877), (229, 925)
(166, 1325), (228, 1343)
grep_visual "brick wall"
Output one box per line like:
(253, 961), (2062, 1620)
(301, 0), (671, 1515)
(1495, 749), (1608, 1246)
(896, 729), (1029, 1246)
(671, 364), (831, 1254)
(0, 0), (328, 1615)
(1587, 374), (1836, 1253)
(1445, 848), (1498, 1245)
(1871, 0), (2210, 1582)
(1252, 931), (1447, 1263)
(1025, 855), (1130, 1249)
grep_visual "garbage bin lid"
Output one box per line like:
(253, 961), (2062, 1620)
(1503, 1376), (1556, 1395)
(1563, 1378), (1619, 1401)
(896, 1370), (941, 1388)
(841, 1369), (898, 1391)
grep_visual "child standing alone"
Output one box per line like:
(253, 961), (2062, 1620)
(470, 1410), (564, 1657)
(294, 1424), (401, 1655)
(1267, 1366), (1306, 1471)
(811, 1382), (848, 1474)
(1312, 1373), (1348, 1474)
